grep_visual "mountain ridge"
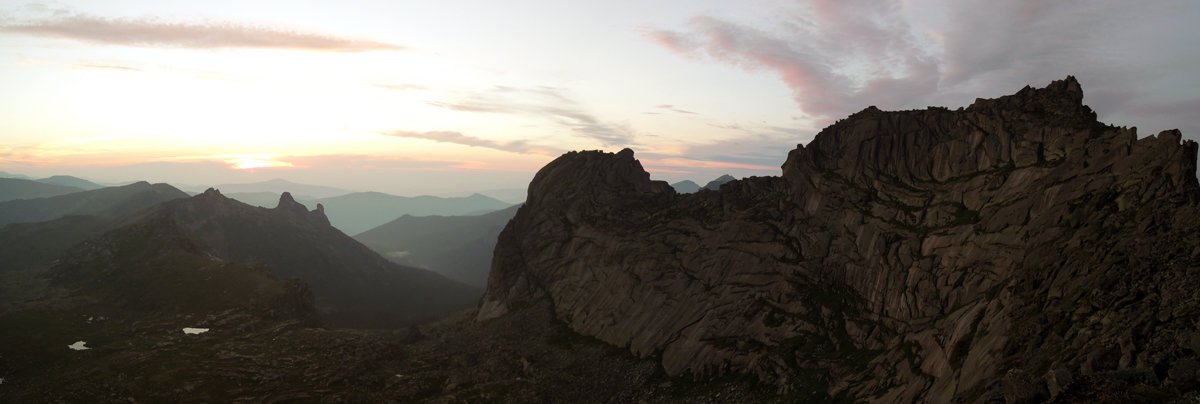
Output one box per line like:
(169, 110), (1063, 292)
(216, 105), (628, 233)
(0, 181), (188, 227)
(0, 178), (83, 202)
(479, 77), (1200, 402)
(154, 188), (481, 328)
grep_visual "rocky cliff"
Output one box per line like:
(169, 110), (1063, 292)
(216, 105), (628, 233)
(479, 77), (1200, 402)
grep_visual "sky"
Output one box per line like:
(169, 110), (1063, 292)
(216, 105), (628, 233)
(0, 0), (1196, 196)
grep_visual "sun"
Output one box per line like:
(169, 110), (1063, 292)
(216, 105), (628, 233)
(225, 156), (294, 170)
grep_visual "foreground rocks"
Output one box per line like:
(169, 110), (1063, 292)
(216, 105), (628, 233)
(480, 77), (1200, 402)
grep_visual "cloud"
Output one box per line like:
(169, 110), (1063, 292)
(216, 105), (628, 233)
(280, 154), (468, 171)
(380, 130), (555, 155)
(216, 154), (294, 170)
(644, 0), (939, 122)
(0, 14), (403, 52)
(78, 64), (142, 72)
(425, 86), (634, 145)
(931, 0), (1200, 141)
(653, 104), (697, 115)
(645, 0), (1200, 145)
(642, 157), (777, 171)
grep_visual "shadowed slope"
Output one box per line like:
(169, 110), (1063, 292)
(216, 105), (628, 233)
(355, 205), (520, 287)
(150, 189), (481, 328)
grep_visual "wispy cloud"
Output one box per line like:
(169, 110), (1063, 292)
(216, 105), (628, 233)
(652, 104), (697, 115)
(642, 157), (777, 171)
(643, 0), (939, 121)
(426, 86), (634, 145)
(644, 0), (1200, 145)
(0, 14), (403, 52)
(380, 130), (555, 155)
(373, 83), (428, 92)
(78, 63), (143, 72)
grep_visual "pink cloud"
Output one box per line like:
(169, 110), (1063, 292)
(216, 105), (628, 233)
(425, 86), (634, 145)
(380, 130), (556, 155)
(642, 157), (776, 171)
(0, 14), (403, 52)
(78, 63), (143, 72)
(644, 2), (939, 122)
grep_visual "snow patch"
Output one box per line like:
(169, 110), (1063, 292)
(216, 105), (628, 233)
(182, 327), (210, 335)
(68, 341), (90, 350)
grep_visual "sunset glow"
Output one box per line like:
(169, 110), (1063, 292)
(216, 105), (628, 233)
(0, 0), (1196, 195)
(225, 156), (295, 170)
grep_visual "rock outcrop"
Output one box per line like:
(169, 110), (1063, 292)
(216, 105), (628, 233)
(479, 77), (1200, 402)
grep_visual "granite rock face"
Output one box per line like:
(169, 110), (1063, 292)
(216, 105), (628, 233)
(479, 77), (1200, 402)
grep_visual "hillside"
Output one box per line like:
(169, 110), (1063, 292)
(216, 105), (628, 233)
(0, 178), (83, 202)
(145, 189), (481, 328)
(355, 205), (521, 287)
(0, 181), (188, 227)
(35, 175), (104, 190)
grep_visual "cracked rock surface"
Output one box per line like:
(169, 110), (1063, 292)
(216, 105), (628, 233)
(480, 77), (1200, 402)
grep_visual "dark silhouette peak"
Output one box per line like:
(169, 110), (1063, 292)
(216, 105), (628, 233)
(965, 76), (1093, 123)
(526, 149), (671, 207)
(202, 188), (221, 196)
(703, 174), (736, 191)
(272, 191), (332, 227)
(853, 105), (882, 115)
(279, 191), (297, 205)
(275, 191), (308, 214)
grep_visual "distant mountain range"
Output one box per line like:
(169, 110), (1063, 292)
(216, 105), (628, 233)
(703, 174), (736, 190)
(0, 181), (187, 227)
(669, 175), (736, 194)
(0, 174), (108, 200)
(669, 180), (700, 193)
(227, 190), (515, 235)
(203, 179), (352, 198)
(355, 204), (521, 287)
(2, 188), (481, 329)
(34, 175), (104, 190)
(448, 187), (528, 204)
(0, 178), (84, 202)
